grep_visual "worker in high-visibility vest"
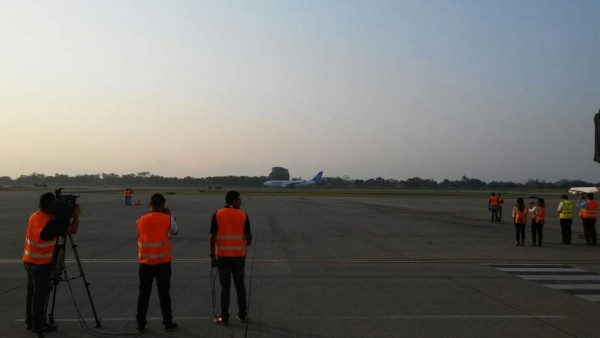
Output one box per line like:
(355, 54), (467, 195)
(557, 194), (574, 244)
(135, 193), (179, 332)
(23, 192), (80, 334)
(576, 193), (598, 245)
(210, 191), (253, 325)
(512, 197), (527, 246)
(488, 192), (500, 222)
(529, 198), (546, 246)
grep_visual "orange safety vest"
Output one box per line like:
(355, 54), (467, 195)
(535, 207), (546, 224)
(137, 212), (172, 265)
(488, 196), (499, 207)
(581, 200), (598, 219)
(215, 208), (247, 257)
(514, 207), (526, 224)
(23, 211), (56, 265)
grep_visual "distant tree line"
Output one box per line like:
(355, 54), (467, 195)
(0, 173), (597, 190)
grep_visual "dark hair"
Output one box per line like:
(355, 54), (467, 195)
(150, 193), (166, 208)
(537, 198), (545, 207)
(225, 191), (240, 204)
(491, 192), (496, 196)
(39, 192), (56, 211)
(561, 194), (569, 200)
(587, 193), (595, 200)
(516, 197), (525, 211)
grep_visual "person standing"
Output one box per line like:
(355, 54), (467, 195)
(210, 191), (252, 325)
(513, 197), (527, 246)
(497, 193), (504, 221)
(124, 188), (130, 206)
(23, 192), (80, 334)
(488, 192), (500, 222)
(529, 198), (546, 246)
(135, 193), (178, 332)
(576, 193), (598, 245)
(557, 194), (574, 244)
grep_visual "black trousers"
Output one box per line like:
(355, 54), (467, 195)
(582, 218), (598, 244)
(514, 223), (525, 243)
(490, 207), (499, 222)
(136, 262), (173, 325)
(24, 263), (52, 330)
(531, 221), (544, 244)
(560, 218), (572, 244)
(217, 256), (247, 320)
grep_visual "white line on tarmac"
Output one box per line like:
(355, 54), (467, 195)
(497, 268), (587, 272)
(16, 315), (566, 322)
(575, 295), (600, 302)
(545, 284), (600, 290)
(521, 275), (600, 281)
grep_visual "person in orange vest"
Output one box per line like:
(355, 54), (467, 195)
(124, 188), (129, 206)
(512, 197), (527, 246)
(576, 193), (598, 245)
(210, 191), (253, 325)
(23, 192), (80, 334)
(488, 192), (500, 222)
(497, 193), (504, 221)
(135, 193), (179, 332)
(529, 198), (546, 246)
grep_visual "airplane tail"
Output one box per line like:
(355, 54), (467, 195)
(311, 171), (323, 182)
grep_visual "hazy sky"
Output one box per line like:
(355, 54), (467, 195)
(1, 0), (598, 182)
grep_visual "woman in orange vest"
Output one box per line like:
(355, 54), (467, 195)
(529, 198), (546, 246)
(512, 197), (527, 246)
(576, 193), (598, 245)
(23, 192), (80, 333)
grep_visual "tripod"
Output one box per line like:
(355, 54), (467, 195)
(46, 234), (101, 328)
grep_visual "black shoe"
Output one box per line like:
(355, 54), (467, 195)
(26, 322), (32, 330)
(135, 324), (145, 332)
(515, 242), (520, 246)
(213, 317), (228, 325)
(236, 314), (248, 323)
(32, 323), (56, 333)
(164, 322), (178, 331)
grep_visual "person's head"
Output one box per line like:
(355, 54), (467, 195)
(537, 198), (545, 207)
(491, 192), (496, 196)
(225, 191), (241, 208)
(561, 194), (569, 200)
(150, 193), (166, 211)
(39, 192), (56, 212)
(587, 193), (595, 200)
(498, 193), (502, 197)
(516, 197), (525, 210)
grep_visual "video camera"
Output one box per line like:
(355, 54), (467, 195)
(51, 188), (79, 220)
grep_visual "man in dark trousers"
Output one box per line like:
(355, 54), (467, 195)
(210, 191), (253, 325)
(135, 193), (179, 332)
(23, 192), (80, 335)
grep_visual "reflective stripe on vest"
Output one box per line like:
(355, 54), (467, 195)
(23, 211), (56, 265)
(215, 208), (247, 257)
(582, 200), (598, 219)
(137, 212), (172, 265)
(514, 208), (526, 224)
(559, 200), (574, 219)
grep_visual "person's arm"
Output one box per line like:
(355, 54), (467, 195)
(244, 213), (252, 246)
(576, 200), (588, 208)
(512, 207), (516, 219)
(209, 212), (218, 256)
(169, 216), (179, 236)
(557, 202), (563, 213)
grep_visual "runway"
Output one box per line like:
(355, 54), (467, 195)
(2, 189), (600, 337)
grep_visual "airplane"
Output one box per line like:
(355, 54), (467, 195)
(263, 171), (323, 188)
(568, 187), (600, 195)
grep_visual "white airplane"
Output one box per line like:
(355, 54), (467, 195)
(263, 171), (323, 188)
(568, 187), (600, 195)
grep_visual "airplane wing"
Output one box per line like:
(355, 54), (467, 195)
(568, 187), (600, 195)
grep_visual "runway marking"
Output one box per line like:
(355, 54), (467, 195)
(15, 315), (566, 322)
(490, 264), (600, 303)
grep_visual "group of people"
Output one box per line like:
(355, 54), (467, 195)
(488, 192), (598, 246)
(23, 190), (252, 336)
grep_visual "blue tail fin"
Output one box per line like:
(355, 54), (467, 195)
(311, 171), (323, 182)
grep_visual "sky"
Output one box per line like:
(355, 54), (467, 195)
(0, 0), (598, 182)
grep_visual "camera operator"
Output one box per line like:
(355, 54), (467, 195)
(23, 192), (80, 334)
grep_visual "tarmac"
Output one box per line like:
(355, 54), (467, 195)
(1, 189), (600, 337)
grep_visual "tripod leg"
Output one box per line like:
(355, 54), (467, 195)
(68, 235), (102, 328)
